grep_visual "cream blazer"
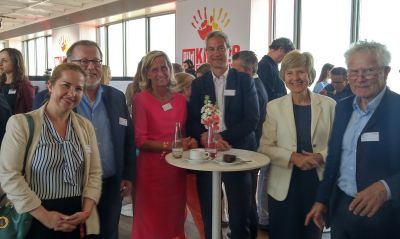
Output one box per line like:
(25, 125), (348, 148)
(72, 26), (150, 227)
(0, 105), (102, 234)
(258, 91), (336, 201)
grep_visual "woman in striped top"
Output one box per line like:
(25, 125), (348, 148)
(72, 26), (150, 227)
(0, 63), (102, 238)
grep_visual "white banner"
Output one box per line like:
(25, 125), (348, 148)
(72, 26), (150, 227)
(176, 0), (251, 68)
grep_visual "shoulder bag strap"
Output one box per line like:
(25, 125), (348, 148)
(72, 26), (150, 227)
(22, 114), (34, 176)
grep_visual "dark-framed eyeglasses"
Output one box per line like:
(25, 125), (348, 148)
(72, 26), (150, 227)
(71, 59), (102, 67)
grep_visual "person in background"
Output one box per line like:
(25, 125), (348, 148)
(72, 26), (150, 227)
(320, 67), (353, 102)
(313, 63), (334, 93)
(258, 50), (336, 239)
(0, 63), (102, 238)
(173, 63), (184, 74)
(232, 50), (268, 238)
(173, 71), (205, 239)
(100, 65), (112, 85)
(257, 37), (295, 101)
(306, 41), (400, 239)
(125, 59), (144, 116)
(187, 31), (259, 239)
(173, 72), (195, 100)
(195, 63), (211, 78)
(66, 40), (136, 239)
(0, 48), (35, 114)
(183, 59), (196, 76)
(0, 93), (11, 146)
(132, 50), (197, 238)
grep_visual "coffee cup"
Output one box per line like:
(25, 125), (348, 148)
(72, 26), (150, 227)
(189, 148), (210, 161)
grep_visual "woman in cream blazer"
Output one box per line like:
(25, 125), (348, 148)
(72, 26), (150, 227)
(258, 51), (336, 239)
(0, 63), (102, 237)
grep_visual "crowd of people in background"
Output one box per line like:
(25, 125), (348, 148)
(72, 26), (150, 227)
(0, 30), (399, 239)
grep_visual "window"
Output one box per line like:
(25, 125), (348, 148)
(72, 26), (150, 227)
(301, 0), (350, 88)
(36, 37), (46, 76)
(47, 36), (54, 71)
(149, 14), (175, 62)
(274, 0), (294, 40)
(97, 13), (176, 78)
(98, 26), (107, 63)
(126, 18), (146, 77)
(359, 0), (400, 93)
(108, 23), (124, 77)
(28, 40), (36, 76)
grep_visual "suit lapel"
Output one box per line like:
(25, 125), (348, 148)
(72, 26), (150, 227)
(224, 69), (235, 112)
(361, 89), (389, 133)
(282, 95), (297, 142)
(203, 72), (216, 103)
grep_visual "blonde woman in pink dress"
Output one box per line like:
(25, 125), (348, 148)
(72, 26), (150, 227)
(132, 51), (197, 239)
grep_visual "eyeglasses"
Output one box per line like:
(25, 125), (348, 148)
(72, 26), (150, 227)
(71, 59), (102, 67)
(347, 66), (383, 80)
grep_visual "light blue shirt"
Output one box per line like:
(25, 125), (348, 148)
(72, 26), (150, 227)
(77, 86), (116, 178)
(338, 87), (391, 199)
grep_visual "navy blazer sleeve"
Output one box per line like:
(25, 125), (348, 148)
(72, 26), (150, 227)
(103, 86), (136, 182)
(32, 89), (49, 110)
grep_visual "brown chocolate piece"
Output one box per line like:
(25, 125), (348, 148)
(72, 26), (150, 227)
(223, 154), (236, 163)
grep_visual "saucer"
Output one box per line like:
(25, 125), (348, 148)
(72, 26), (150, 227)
(185, 158), (207, 164)
(214, 157), (246, 165)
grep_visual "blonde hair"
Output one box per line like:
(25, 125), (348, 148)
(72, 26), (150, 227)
(173, 72), (195, 93)
(280, 50), (316, 86)
(49, 63), (86, 85)
(141, 51), (174, 90)
(100, 65), (111, 85)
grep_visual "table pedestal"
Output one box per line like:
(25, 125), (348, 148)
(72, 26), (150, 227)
(212, 171), (222, 239)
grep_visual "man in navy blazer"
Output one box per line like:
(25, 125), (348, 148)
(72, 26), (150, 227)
(187, 31), (259, 239)
(232, 50), (268, 238)
(306, 41), (400, 238)
(32, 40), (135, 239)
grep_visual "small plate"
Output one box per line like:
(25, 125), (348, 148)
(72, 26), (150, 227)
(214, 157), (247, 165)
(184, 158), (208, 164)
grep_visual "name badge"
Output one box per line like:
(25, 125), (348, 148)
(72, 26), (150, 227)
(361, 132), (379, 142)
(162, 103), (172, 111)
(8, 89), (16, 94)
(84, 145), (92, 153)
(119, 117), (128, 126)
(224, 89), (236, 96)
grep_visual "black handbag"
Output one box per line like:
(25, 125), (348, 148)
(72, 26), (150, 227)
(0, 114), (34, 239)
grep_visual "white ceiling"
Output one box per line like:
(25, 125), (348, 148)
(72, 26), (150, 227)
(0, 0), (118, 33)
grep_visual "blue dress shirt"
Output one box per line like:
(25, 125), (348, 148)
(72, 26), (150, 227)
(77, 86), (116, 178)
(338, 87), (391, 198)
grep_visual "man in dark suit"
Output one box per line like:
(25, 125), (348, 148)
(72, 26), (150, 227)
(187, 31), (259, 239)
(232, 50), (268, 238)
(63, 40), (134, 239)
(257, 37), (294, 101)
(305, 41), (400, 239)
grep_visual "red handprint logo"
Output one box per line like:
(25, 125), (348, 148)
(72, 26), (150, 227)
(59, 35), (70, 53)
(191, 7), (230, 40)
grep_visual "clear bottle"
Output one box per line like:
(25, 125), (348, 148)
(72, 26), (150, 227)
(206, 124), (217, 159)
(172, 122), (183, 158)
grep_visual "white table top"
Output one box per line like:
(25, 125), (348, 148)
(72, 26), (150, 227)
(165, 148), (270, 172)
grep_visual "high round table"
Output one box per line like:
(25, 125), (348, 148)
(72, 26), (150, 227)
(166, 148), (270, 239)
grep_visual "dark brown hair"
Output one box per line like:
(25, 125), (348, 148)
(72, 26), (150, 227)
(0, 48), (27, 87)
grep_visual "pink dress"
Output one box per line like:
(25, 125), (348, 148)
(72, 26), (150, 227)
(132, 91), (187, 239)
